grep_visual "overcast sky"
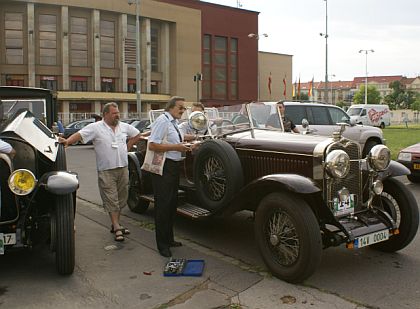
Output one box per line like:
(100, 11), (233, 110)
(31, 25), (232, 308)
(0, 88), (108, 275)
(204, 0), (420, 83)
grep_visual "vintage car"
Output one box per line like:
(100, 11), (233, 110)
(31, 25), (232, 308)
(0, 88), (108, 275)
(0, 86), (78, 275)
(397, 143), (420, 183)
(127, 101), (419, 283)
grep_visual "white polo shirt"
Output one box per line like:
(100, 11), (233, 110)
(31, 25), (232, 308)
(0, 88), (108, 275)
(0, 139), (12, 154)
(79, 120), (139, 171)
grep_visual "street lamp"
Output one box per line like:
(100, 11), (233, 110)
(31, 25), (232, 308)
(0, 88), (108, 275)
(320, 0), (328, 104)
(359, 49), (374, 104)
(248, 33), (268, 101)
(128, 0), (141, 116)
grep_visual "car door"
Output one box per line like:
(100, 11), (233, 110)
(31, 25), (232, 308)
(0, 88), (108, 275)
(327, 106), (362, 142)
(306, 106), (333, 136)
(284, 105), (308, 131)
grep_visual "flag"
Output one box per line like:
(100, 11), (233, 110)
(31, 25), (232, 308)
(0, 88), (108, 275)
(292, 80), (296, 97)
(283, 75), (286, 98)
(308, 77), (314, 97)
(268, 72), (272, 96)
(297, 76), (301, 98)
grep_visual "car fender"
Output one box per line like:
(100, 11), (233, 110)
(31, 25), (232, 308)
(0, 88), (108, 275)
(378, 160), (411, 179)
(43, 171), (79, 195)
(222, 174), (322, 215)
(128, 152), (143, 179)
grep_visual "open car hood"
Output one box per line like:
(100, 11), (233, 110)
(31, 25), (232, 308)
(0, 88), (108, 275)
(1, 109), (58, 161)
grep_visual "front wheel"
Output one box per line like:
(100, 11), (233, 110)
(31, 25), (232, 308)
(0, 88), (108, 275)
(407, 174), (420, 183)
(254, 192), (322, 283)
(371, 178), (419, 252)
(55, 193), (75, 275)
(127, 159), (149, 213)
(362, 140), (380, 157)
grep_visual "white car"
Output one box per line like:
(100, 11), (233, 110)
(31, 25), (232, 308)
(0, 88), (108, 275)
(283, 101), (385, 156)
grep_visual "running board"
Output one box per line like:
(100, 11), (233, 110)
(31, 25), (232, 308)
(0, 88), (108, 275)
(139, 194), (211, 219)
(177, 203), (211, 219)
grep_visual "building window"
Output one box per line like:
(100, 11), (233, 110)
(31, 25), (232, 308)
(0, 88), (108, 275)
(39, 14), (57, 65)
(230, 38), (238, 99)
(125, 21), (136, 67)
(202, 34), (212, 99)
(101, 78), (115, 92)
(151, 80), (158, 94)
(214, 36), (227, 99)
(71, 77), (88, 91)
(40, 76), (57, 90)
(128, 79), (136, 93)
(70, 16), (88, 67)
(69, 102), (91, 112)
(5, 75), (24, 86)
(100, 20), (115, 68)
(151, 26), (159, 72)
(5, 12), (24, 64)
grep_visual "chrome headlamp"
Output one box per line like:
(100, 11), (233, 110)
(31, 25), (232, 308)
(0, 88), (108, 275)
(189, 111), (208, 131)
(8, 169), (37, 196)
(368, 145), (391, 171)
(325, 150), (350, 179)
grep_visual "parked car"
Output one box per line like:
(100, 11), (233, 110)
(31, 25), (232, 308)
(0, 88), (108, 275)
(63, 118), (96, 144)
(0, 86), (78, 274)
(397, 143), (420, 183)
(282, 101), (386, 157)
(121, 118), (140, 125)
(127, 101), (418, 283)
(347, 104), (391, 128)
(131, 119), (151, 133)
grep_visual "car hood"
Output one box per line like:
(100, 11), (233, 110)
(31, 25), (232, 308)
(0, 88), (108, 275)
(1, 109), (58, 161)
(227, 129), (332, 156)
(401, 143), (420, 154)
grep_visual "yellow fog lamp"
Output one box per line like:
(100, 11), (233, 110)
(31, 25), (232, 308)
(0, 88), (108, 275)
(8, 169), (37, 196)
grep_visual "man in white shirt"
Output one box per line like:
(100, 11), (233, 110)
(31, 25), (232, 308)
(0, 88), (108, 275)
(59, 102), (143, 242)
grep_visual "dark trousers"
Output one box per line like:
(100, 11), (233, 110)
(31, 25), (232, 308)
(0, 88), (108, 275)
(151, 159), (180, 251)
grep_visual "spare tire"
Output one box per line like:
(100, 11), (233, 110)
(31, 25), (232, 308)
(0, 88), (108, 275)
(193, 139), (243, 211)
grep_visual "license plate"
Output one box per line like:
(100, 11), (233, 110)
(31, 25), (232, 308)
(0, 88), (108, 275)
(414, 163), (420, 170)
(354, 230), (389, 248)
(333, 194), (355, 217)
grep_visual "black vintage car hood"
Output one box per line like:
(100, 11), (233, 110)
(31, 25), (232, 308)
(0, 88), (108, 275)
(1, 109), (58, 161)
(226, 129), (332, 156)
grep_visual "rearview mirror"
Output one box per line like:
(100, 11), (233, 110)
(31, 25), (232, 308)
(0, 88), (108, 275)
(302, 118), (309, 129)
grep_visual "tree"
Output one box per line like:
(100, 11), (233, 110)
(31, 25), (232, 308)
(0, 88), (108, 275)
(384, 81), (415, 109)
(293, 93), (309, 100)
(353, 85), (381, 104)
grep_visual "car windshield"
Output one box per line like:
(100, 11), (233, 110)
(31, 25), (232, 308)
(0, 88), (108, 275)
(347, 107), (362, 116)
(0, 99), (47, 125)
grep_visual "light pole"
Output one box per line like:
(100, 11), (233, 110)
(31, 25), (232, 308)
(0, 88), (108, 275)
(320, 0), (328, 104)
(359, 49), (374, 104)
(248, 33), (268, 101)
(128, 0), (141, 116)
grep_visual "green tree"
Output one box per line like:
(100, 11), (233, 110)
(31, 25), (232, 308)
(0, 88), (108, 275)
(412, 93), (420, 112)
(353, 85), (381, 104)
(383, 81), (415, 109)
(293, 93), (309, 100)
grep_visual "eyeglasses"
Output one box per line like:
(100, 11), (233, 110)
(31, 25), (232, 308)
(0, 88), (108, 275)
(177, 105), (186, 111)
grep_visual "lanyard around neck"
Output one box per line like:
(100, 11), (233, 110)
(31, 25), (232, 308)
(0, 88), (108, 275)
(164, 114), (182, 142)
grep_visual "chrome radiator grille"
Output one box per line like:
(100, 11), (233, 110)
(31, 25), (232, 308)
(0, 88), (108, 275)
(325, 141), (362, 208)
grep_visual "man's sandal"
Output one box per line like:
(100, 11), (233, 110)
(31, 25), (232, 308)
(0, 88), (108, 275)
(114, 229), (125, 242)
(110, 225), (130, 235)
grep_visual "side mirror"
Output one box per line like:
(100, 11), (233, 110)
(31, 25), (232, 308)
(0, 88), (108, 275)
(302, 118), (309, 129)
(349, 118), (356, 126)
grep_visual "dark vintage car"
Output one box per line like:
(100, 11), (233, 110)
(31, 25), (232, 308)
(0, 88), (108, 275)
(397, 143), (420, 183)
(0, 86), (78, 275)
(127, 101), (419, 283)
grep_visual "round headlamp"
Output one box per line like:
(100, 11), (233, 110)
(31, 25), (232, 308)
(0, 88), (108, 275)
(8, 169), (37, 196)
(325, 150), (350, 179)
(368, 145), (391, 171)
(189, 111), (208, 131)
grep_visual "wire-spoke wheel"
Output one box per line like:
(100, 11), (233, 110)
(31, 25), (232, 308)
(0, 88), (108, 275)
(255, 192), (322, 283)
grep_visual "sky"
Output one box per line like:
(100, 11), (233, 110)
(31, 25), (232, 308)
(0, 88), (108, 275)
(203, 0), (420, 83)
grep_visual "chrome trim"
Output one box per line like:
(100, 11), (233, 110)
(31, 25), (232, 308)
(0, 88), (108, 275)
(235, 147), (314, 157)
(44, 171), (79, 195)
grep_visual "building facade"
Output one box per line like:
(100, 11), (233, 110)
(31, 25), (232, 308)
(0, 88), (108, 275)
(1, 0), (292, 123)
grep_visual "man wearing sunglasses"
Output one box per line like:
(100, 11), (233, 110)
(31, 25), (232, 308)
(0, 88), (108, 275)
(148, 96), (191, 257)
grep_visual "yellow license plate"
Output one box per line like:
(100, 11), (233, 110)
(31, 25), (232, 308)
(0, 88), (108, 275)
(414, 163), (420, 170)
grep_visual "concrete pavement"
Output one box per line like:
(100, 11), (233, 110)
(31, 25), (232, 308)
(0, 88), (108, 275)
(74, 198), (367, 309)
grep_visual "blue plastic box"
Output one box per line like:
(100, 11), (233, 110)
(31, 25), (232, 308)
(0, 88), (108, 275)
(163, 259), (205, 277)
